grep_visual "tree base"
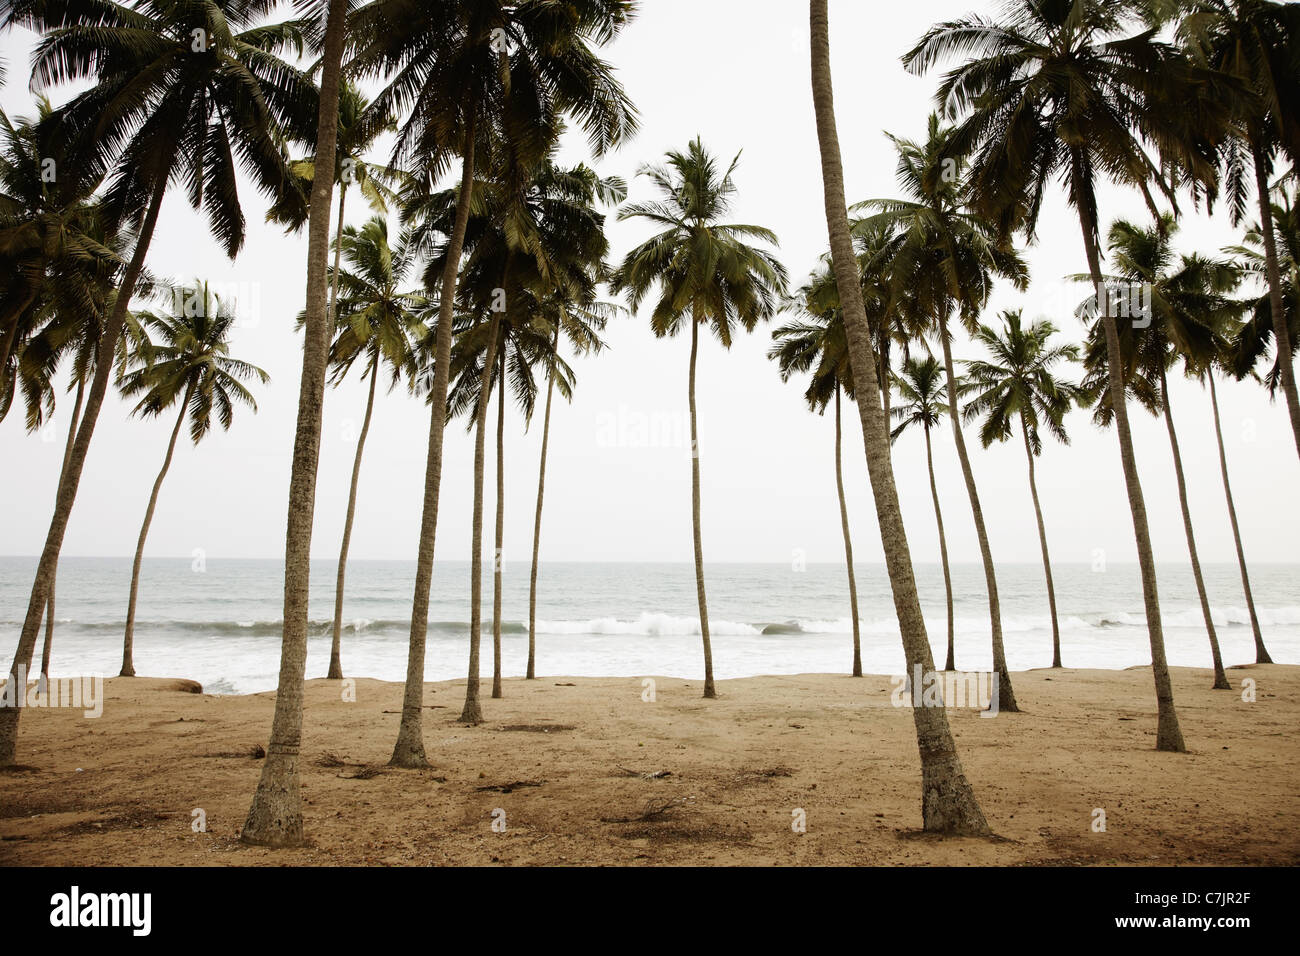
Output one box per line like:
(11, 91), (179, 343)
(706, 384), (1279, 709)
(459, 701), (483, 725)
(1211, 678), (1231, 690)
(240, 752), (304, 848)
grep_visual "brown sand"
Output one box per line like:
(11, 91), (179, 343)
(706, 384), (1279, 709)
(0, 664), (1296, 866)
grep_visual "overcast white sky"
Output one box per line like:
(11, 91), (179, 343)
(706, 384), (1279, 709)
(2, 0), (1298, 569)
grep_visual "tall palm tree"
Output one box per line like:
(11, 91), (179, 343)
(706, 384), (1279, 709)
(118, 282), (269, 678)
(1205, 320), (1274, 664)
(243, 0), (351, 849)
(526, 292), (617, 679)
(1228, 182), (1300, 395)
(770, 269), (864, 677)
(1177, 0), (1300, 458)
(810, 0), (989, 833)
(350, 0), (637, 757)
(903, 0), (1234, 751)
(1, 0), (314, 769)
(857, 114), (1029, 712)
(267, 79), (405, 333)
(1079, 215), (1242, 689)
(890, 354), (958, 673)
(961, 311), (1085, 669)
(320, 215), (425, 680)
(611, 137), (788, 699)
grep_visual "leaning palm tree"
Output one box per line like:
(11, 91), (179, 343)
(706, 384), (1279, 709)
(118, 282), (269, 678)
(1177, 0), (1300, 458)
(903, 0), (1234, 751)
(856, 114), (1029, 712)
(961, 311), (1086, 669)
(1079, 215), (1243, 690)
(1, 0), (315, 769)
(1205, 310), (1274, 664)
(810, 0), (989, 833)
(350, 0), (637, 757)
(770, 267), (864, 677)
(611, 137), (789, 699)
(1228, 182), (1300, 397)
(890, 354), (958, 673)
(320, 215), (425, 680)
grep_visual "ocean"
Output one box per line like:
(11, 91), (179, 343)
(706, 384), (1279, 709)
(1, 556), (1296, 694)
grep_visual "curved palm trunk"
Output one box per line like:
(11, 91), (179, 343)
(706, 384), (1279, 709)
(938, 327), (1018, 711)
(811, 0), (988, 834)
(688, 311), (715, 698)
(834, 387), (862, 676)
(122, 380), (195, 677)
(1020, 416), (1062, 667)
(526, 326), (560, 680)
(390, 115), (478, 767)
(1160, 364), (1230, 689)
(1078, 196), (1185, 752)
(328, 355), (379, 680)
(1208, 373), (1271, 663)
(241, 0), (348, 844)
(1252, 146), (1300, 459)
(460, 312), (503, 724)
(492, 345), (505, 700)
(39, 379), (85, 685)
(924, 423), (956, 672)
(0, 170), (169, 767)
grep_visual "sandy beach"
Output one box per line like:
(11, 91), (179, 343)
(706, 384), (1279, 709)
(1, 663), (1296, 866)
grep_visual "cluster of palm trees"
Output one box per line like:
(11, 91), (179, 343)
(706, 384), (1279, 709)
(1, 0), (1297, 845)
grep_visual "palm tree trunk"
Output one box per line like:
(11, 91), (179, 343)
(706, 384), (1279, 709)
(1077, 194), (1185, 752)
(1252, 145), (1300, 459)
(1019, 416), (1062, 667)
(1159, 364), (1230, 689)
(329, 184), (347, 326)
(834, 386), (862, 677)
(241, 0), (348, 843)
(0, 169), (169, 767)
(461, 311), (503, 724)
(390, 114), (478, 767)
(1208, 373), (1271, 664)
(924, 423), (956, 672)
(40, 378), (85, 683)
(938, 327), (1018, 711)
(122, 380), (195, 677)
(810, 0), (988, 834)
(526, 326), (560, 680)
(688, 309), (715, 699)
(328, 354), (378, 680)
(492, 343), (505, 700)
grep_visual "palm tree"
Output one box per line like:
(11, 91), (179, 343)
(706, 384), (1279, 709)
(526, 292), (617, 679)
(320, 215), (425, 680)
(1205, 319), (1274, 664)
(903, 0), (1235, 751)
(611, 137), (788, 699)
(350, 0), (637, 757)
(243, 0), (351, 849)
(890, 354), (958, 673)
(810, 0), (989, 833)
(1228, 183), (1300, 396)
(961, 311), (1085, 669)
(856, 114), (1029, 712)
(118, 282), (269, 678)
(1079, 215), (1242, 689)
(267, 79), (405, 333)
(770, 268), (864, 677)
(1177, 0), (1300, 458)
(1, 0), (314, 769)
